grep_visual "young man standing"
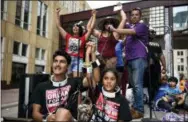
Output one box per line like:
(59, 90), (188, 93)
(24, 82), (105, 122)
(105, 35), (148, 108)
(109, 8), (149, 119)
(31, 50), (92, 122)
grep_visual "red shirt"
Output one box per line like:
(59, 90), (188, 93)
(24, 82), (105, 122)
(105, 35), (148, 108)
(98, 35), (118, 58)
(65, 33), (86, 58)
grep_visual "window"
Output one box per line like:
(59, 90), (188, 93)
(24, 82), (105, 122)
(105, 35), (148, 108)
(181, 51), (183, 55)
(35, 48), (46, 60)
(181, 65), (184, 71)
(178, 65), (180, 71)
(15, 1), (32, 30)
(173, 6), (188, 33)
(1, 0), (7, 20)
(37, 1), (48, 37)
(35, 48), (40, 59)
(178, 65), (184, 71)
(13, 41), (28, 56)
(22, 44), (28, 56)
(13, 41), (20, 55)
(35, 65), (44, 73)
(41, 49), (45, 60)
(1, 37), (5, 53)
(181, 58), (184, 63)
(148, 6), (165, 35)
(177, 51), (180, 55)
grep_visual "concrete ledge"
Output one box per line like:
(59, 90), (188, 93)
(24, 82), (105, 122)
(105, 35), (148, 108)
(1, 102), (18, 109)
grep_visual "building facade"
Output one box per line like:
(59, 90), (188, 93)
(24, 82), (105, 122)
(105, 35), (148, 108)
(173, 49), (188, 78)
(59, 1), (90, 14)
(1, 0), (90, 87)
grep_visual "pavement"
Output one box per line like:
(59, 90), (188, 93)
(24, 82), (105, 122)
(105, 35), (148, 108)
(1, 89), (19, 118)
(1, 89), (19, 108)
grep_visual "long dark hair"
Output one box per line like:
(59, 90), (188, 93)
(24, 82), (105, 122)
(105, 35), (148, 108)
(72, 24), (83, 37)
(101, 20), (114, 40)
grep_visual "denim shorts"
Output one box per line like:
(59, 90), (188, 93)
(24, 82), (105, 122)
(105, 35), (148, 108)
(68, 56), (83, 74)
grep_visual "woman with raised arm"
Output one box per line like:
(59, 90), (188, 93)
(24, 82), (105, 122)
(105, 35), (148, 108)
(55, 8), (96, 77)
(87, 9), (127, 69)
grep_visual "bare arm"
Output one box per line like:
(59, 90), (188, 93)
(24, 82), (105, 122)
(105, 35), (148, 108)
(91, 42), (100, 84)
(85, 10), (97, 40)
(160, 54), (166, 73)
(92, 29), (101, 38)
(113, 10), (127, 40)
(32, 104), (43, 122)
(82, 43), (92, 87)
(87, 10), (101, 39)
(55, 8), (67, 39)
(113, 28), (136, 35)
(82, 42), (100, 87)
(86, 10), (94, 31)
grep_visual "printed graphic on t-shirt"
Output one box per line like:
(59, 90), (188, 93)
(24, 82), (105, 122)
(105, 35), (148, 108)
(67, 37), (81, 55)
(91, 93), (120, 121)
(45, 85), (71, 113)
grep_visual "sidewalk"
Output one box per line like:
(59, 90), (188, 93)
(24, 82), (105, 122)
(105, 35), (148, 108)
(1, 89), (19, 108)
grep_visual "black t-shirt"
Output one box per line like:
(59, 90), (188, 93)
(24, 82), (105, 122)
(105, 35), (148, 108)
(31, 77), (86, 118)
(90, 84), (132, 122)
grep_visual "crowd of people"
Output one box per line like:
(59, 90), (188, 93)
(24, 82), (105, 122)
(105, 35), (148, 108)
(30, 6), (188, 122)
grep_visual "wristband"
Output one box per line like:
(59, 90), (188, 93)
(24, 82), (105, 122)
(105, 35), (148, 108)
(92, 59), (101, 68)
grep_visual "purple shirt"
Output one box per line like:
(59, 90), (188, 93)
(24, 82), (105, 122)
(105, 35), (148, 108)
(125, 23), (149, 61)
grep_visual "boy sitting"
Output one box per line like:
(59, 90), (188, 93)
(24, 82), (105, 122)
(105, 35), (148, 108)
(154, 76), (182, 113)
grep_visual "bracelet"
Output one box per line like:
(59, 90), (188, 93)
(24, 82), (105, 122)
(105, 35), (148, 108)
(92, 59), (101, 68)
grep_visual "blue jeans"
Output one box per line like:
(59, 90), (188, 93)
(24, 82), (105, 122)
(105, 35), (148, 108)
(127, 58), (147, 113)
(68, 56), (83, 74)
(115, 41), (124, 67)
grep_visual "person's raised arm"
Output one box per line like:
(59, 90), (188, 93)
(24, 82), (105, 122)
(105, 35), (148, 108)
(85, 10), (97, 40)
(87, 10), (101, 38)
(91, 42), (100, 84)
(109, 24), (136, 35)
(82, 42), (100, 87)
(86, 10), (94, 32)
(113, 9), (127, 40)
(82, 42), (92, 87)
(55, 8), (67, 39)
